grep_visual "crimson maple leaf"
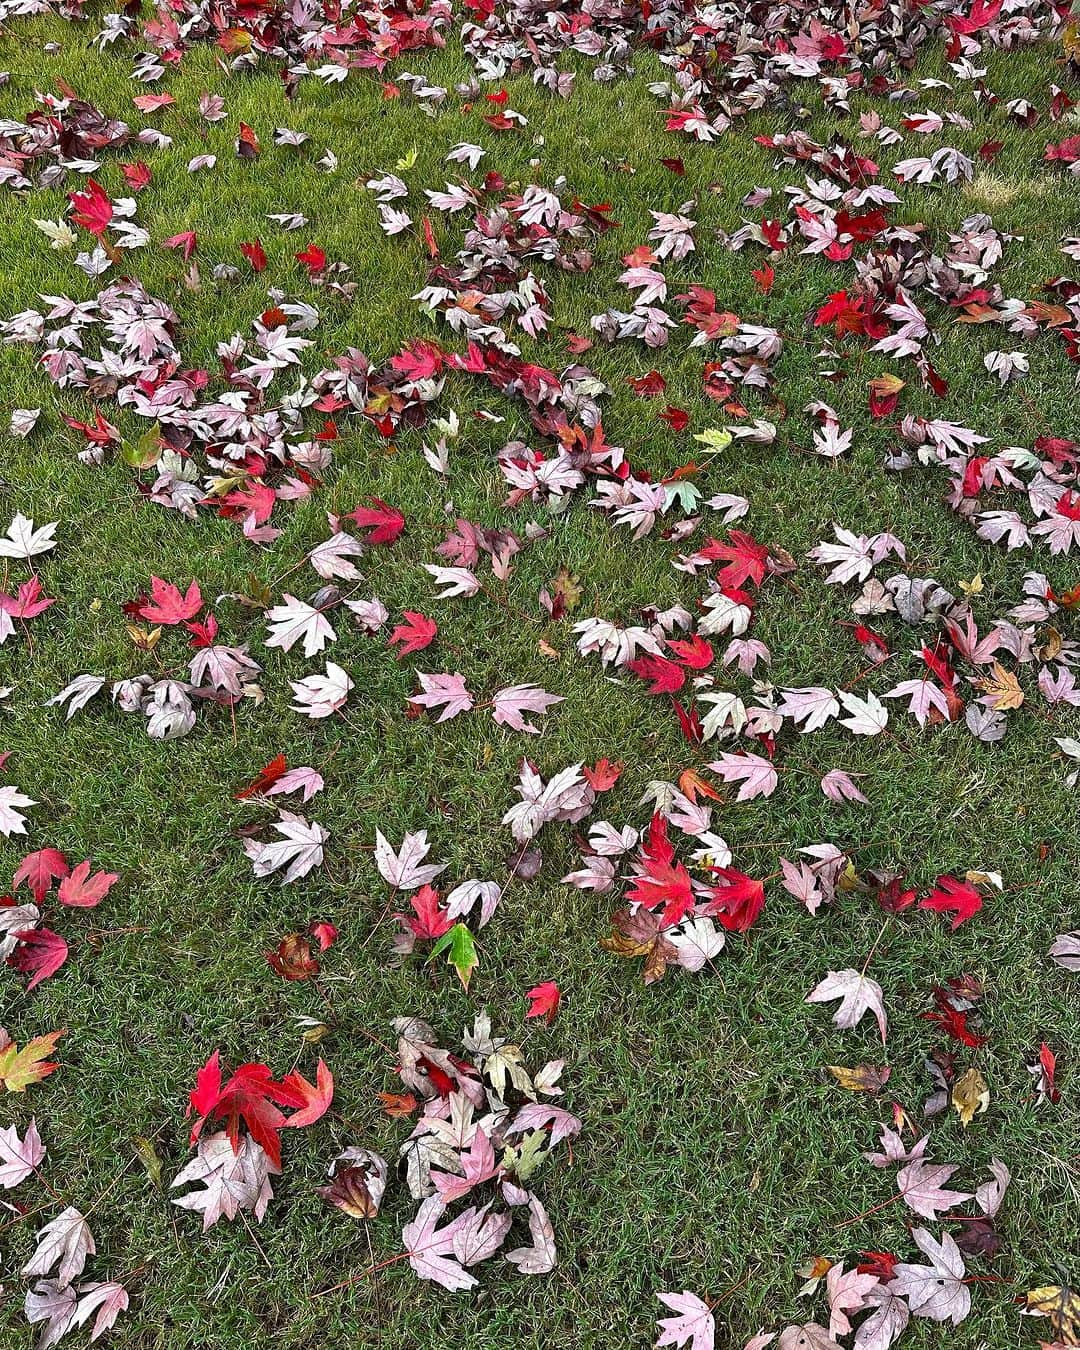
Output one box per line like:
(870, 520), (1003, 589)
(162, 230), (198, 260)
(0, 577), (56, 619)
(704, 867), (766, 932)
(525, 980), (561, 1025)
(69, 178), (113, 235)
(703, 530), (769, 589)
(188, 1052), (332, 1168)
(295, 243), (326, 273)
(137, 577), (203, 625)
(239, 240), (267, 272)
(388, 612), (437, 659)
(583, 758), (622, 791)
(626, 815), (694, 926)
(920, 876), (983, 929)
(8, 927), (69, 990)
(922, 988), (988, 1048)
(628, 654), (685, 695)
(13, 849), (69, 902)
(348, 498), (405, 545)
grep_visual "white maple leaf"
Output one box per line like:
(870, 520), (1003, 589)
(402, 1196), (478, 1291)
(0, 784), (36, 838)
(491, 684), (564, 734)
(308, 532), (364, 580)
(424, 564), (481, 599)
(171, 1132), (277, 1231)
(265, 594), (337, 657)
(243, 812), (327, 884)
(505, 1194), (558, 1275)
(888, 1228), (969, 1325)
(806, 969), (888, 1043)
(409, 672), (475, 722)
(290, 662), (353, 718)
(0, 513), (58, 561)
(838, 690), (889, 736)
(655, 1290), (715, 1350)
(375, 829), (447, 890)
(0, 1117), (45, 1188)
(22, 1207), (95, 1289)
(706, 752), (777, 801)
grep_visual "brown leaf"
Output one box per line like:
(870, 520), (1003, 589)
(976, 661), (1024, 711)
(1024, 1286), (1080, 1345)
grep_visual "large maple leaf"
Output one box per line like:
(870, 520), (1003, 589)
(626, 815), (694, 926)
(919, 875), (982, 929)
(704, 867), (766, 932)
(188, 1052), (332, 1168)
(347, 497), (405, 545)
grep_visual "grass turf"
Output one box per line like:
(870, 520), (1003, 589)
(0, 18), (1078, 1348)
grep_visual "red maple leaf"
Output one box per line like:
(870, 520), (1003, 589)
(13, 849), (69, 903)
(239, 240), (267, 273)
(162, 230), (198, 260)
(668, 634), (714, 669)
(628, 654), (686, 695)
(401, 885), (452, 939)
(525, 980), (561, 1025)
(188, 1052), (332, 1168)
(0, 577), (56, 620)
(920, 875), (983, 929)
(295, 243), (326, 273)
(235, 754), (288, 800)
(136, 577), (203, 625)
(120, 161), (152, 191)
(583, 758), (623, 791)
(659, 405), (689, 432)
(8, 927), (69, 991)
(922, 988), (988, 1048)
(704, 867), (766, 932)
(348, 497), (405, 545)
(57, 861), (118, 908)
(68, 178), (113, 236)
(626, 816), (694, 926)
(703, 530), (769, 589)
(388, 612), (437, 659)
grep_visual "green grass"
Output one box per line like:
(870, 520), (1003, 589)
(0, 16), (1078, 1348)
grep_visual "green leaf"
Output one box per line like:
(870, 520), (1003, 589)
(134, 1135), (163, 1189)
(395, 146), (418, 172)
(501, 1129), (548, 1183)
(692, 427), (733, 454)
(429, 923), (478, 991)
(120, 421), (163, 470)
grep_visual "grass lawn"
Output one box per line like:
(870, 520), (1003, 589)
(0, 9), (1078, 1348)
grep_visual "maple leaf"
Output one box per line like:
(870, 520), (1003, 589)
(389, 611), (438, 658)
(704, 867), (766, 932)
(243, 813), (327, 884)
(951, 1066), (989, 1127)
(888, 1228), (970, 1325)
(505, 1194), (558, 1275)
(852, 1285), (910, 1350)
(1023, 1285), (1080, 1344)
(976, 660), (1024, 711)
(265, 932), (320, 981)
(897, 1154), (974, 1220)
(318, 1147), (388, 1220)
(70, 1280), (129, 1340)
(13, 848), (68, 900)
(629, 653), (686, 695)
(57, 861), (118, 908)
(0, 1117), (45, 1188)
(583, 758), (623, 791)
(23, 1206), (95, 1288)
(401, 884), (453, 940)
(0, 786), (37, 839)
(432, 1126), (500, 1203)
(655, 1290), (715, 1349)
(525, 980), (561, 1024)
(9, 928), (69, 990)
(348, 498), (405, 545)
(171, 1131), (277, 1231)
(375, 830), (447, 890)
(137, 577), (203, 625)
(707, 530), (769, 588)
(279, 1059), (334, 1128)
(0, 513), (57, 562)
(806, 970), (888, 1043)
(827, 1264), (880, 1337)
(69, 179), (112, 235)
(403, 1196), (479, 1291)
(265, 595), (337, 658)
(602, 907), (679, 983)
(827, 1065), (891, 1094)
(0, 1029), (64, 1092)
(410, 672), (475, 722)
(919, 876), (982, 929)
(491, 685), (564, 733)
(707, 752), (777, 801)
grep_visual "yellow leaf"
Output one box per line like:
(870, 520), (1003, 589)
(1024, 1285), (1080, 1345)
(827, 1064), (891, 1094)
(0, 1029), (64, 1092)
(958, 572), (983, 598)
(951, 1066), (989, 1127)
